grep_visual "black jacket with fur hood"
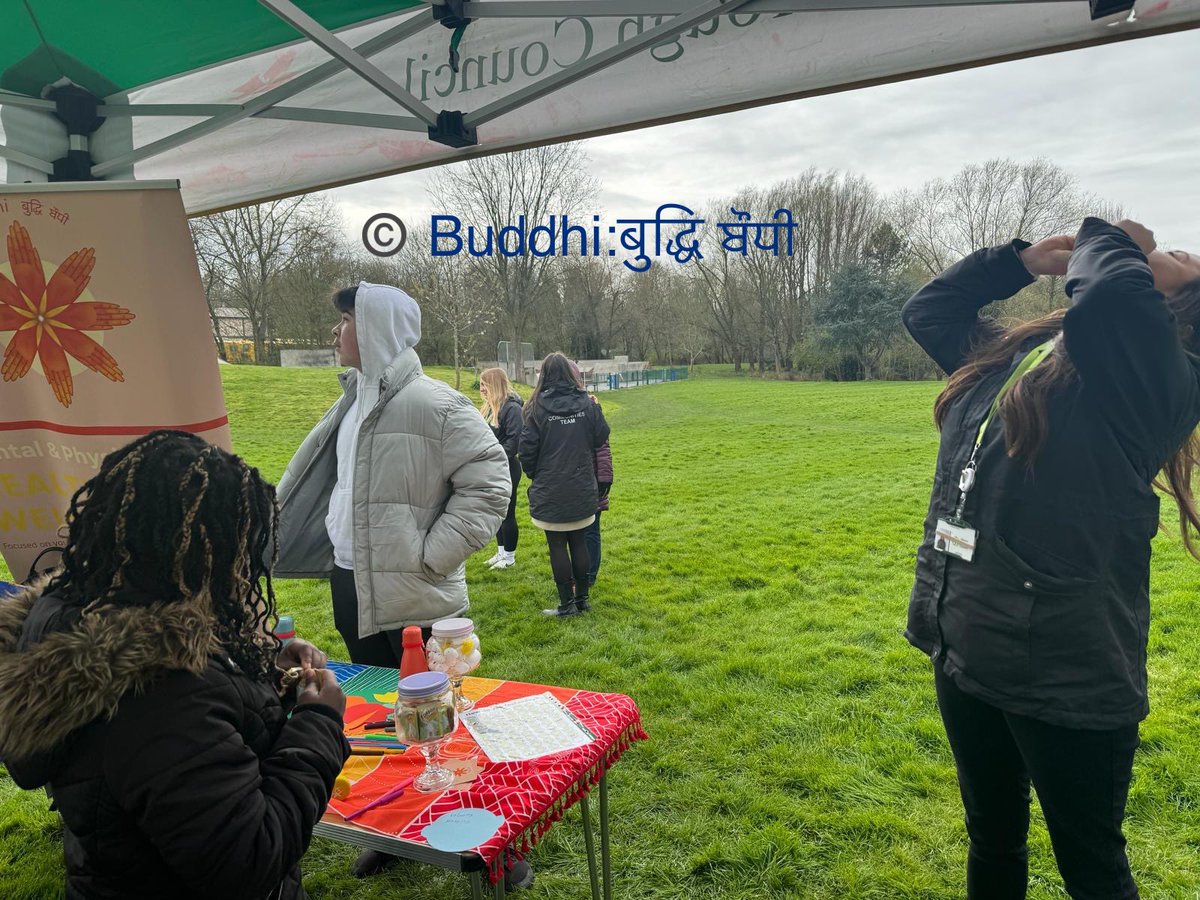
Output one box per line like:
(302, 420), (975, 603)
(0, 580), (350, 900)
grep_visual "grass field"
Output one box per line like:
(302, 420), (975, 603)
(3, 368), (1200, 899)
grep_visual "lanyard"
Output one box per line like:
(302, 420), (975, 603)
(951, 337), (1057, 521)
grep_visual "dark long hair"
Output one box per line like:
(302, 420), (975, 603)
(48, 431), (282, 682)
(935, 279), (1200, 559)
(523, 352), (583, 416)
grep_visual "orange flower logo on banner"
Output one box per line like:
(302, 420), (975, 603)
(0, 221), (135, 408)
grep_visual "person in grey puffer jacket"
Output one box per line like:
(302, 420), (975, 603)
(274, 283), (509, 666)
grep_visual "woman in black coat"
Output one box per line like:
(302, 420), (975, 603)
(519, 353), (610, 617)
(903, 219), (1200, 900)
(0, 431), (349, 900)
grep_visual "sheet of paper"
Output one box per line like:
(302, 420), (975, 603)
(422, 808), (505, 851)
(460, 692), (596, 763)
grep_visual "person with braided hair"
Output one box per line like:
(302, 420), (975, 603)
(0, 430), (350, 900)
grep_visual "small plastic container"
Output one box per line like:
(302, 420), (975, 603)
(273, 616), (295, 647)
(398, 625), (429, 679)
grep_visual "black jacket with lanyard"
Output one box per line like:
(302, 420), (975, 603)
(903, 217), (1200, 730)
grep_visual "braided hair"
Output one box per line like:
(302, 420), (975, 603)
(49, 430), (282, 682)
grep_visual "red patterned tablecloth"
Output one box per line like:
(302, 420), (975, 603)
(322, 664), (646, 882)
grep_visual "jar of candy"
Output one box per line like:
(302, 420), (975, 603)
(395, 672), (457, 792)
(427, 618), (482, 711)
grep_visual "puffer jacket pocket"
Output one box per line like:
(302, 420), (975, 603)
(367, 503), (425, 574)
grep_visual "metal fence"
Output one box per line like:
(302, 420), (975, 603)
(580, 367), (690, 392)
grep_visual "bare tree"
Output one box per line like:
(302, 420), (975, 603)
(406, 231), (494, 389)
(429, 145), (598, 377)
(192, 230), (230, 360)
(191, 196), (339, 363)
(271, 240), (353, 345)
(895, 158), (1118, 279)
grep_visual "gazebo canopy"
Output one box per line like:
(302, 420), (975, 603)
(1, 0), (1197, 214)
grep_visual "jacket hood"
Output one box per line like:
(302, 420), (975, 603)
(538, 384), (589, 416)
(355, 282), (421, 384)
(0, 577), (220, 770)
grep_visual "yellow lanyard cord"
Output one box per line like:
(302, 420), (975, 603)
(972, 337), (1058, 451)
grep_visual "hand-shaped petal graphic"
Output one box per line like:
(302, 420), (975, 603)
(54, 301), (135, 330)
(45, 247), (95, 308)
(0, 305), (28, 331)
(37, 330), (74, 407)
(2, 323), (37, 381)
(2, 222), (135, 406)
(7, 222), (46, 308)
(58, 329), (124, 382)
(0, 271), (27, 310)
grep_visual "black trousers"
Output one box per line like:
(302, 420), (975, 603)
(934, 662), (1140, 900)
(330, 566), (431, 668)
(545, 527), (590, 595)
(583, 510), (602, 585)
(497, 459), (521, 552)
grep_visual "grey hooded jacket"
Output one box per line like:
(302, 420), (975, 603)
(274, 283), (509, 636)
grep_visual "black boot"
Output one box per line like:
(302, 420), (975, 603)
(543, 581), (578, 617)
(574, 587), (591, 613)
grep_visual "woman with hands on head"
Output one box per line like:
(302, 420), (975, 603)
(903, 218), (1200, 900)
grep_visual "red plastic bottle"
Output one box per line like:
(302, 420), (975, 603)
(398, 626), (429, 679)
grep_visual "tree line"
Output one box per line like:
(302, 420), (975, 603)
(191, 147), (1119, 383)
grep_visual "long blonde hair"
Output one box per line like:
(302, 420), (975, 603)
(479, 367), (515, 426)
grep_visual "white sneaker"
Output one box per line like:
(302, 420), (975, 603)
(491, 551), (516, 569)
(484, 549), (504, 566)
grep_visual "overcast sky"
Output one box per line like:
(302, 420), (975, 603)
(322, 26), (1200, 253)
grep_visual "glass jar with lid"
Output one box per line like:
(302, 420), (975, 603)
(426, 617), (482, 712)
(395, 671), (457, 792)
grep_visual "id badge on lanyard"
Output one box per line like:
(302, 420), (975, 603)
(936, 461), (978, 561)
(934, 337), (1056, 564)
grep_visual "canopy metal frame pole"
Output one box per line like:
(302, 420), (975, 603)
(258, 0), (439, 125)
(459, 0), (1079, 14)
(254, 107), (426, 131)
(91, 13), (435, 177)
(0, 91), (57, 111)
(98, 106), (427, 132)
(0, 145), (54, 175)
(98, 104), (241, 117)
(465, 0), (758, 127)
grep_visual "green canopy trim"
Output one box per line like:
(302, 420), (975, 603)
(0, 0), (423, 97)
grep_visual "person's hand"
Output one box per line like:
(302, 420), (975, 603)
(598, 482), (611, 499)
(1114, 219), (1156, 256)
(276, 638), (328, 672)
(1019, 235), (1074, 277)
(295, 668), (346, 717)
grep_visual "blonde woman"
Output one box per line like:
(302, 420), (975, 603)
(479, 367), (525, 569)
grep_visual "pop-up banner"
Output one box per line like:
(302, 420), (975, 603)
(0, 181), (230, 579)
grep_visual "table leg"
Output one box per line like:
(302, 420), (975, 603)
(493, 868), (507, 900)
(470, 871), (485, 900)
(600, 774), (611, 900)
(580, 793), (602, 900)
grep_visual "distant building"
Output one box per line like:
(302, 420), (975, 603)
(213, 307), (253, 341)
